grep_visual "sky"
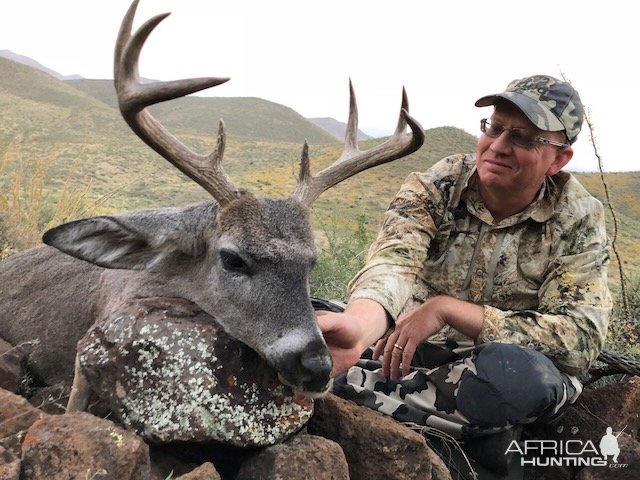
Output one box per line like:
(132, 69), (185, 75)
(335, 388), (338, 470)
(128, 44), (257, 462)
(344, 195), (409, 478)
(0, 0), (637, 172)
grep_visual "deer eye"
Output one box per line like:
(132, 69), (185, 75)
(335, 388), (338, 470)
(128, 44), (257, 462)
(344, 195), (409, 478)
(219, 249), (249, 274)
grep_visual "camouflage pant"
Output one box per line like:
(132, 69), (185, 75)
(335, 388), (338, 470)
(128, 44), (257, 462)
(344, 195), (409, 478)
(333, 341), (582, 439)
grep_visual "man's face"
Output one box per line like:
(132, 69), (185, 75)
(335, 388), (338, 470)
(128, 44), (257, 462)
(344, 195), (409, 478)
(475, 103), (573, 195)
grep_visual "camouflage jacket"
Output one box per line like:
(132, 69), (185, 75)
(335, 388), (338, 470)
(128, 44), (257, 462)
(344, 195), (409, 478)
(349, 154), (612, 376)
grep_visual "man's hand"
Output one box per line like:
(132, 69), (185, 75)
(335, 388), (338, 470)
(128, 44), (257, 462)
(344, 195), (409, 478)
(373, 299), (446, 379)
(373, 296), (485, 380)
(316, 298), (390, 375)
(316, 311), (366, 375)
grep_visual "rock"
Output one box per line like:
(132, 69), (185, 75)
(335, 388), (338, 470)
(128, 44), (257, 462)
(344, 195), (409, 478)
(3, 372), (639, 479)
(0, 391), (36, 477)
(149, 446), (207, 479)
(175, 462), (221, 480)
(235, 433), (349, 480)
(523, 377), (640, 480)
(576, 377), (640, 440)
(527, 377), (639, 450)
(78, 297), (314, 447)
(0, 338), (23, 393)
(0, 388), (45, 453)
(150, 442), (257, 479)
(0, 445), (20, 480)
(308, 393), (450, 480)
(20, 412), (150, 480)
(574, 433), (640, 479)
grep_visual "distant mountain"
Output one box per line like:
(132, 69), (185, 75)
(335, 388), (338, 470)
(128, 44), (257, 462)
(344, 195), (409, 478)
(68, 79), (366, 143)
(0, 51), (376, 142)
(308, 117), (372, 141)
(65, 78), (337, 144)
(0, 49), (83, 80)
(0, 57), (127, 143)
(0, 56), (336, 145)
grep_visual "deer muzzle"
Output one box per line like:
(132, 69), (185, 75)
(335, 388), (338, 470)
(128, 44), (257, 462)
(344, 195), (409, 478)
(269, 338), (333, 397)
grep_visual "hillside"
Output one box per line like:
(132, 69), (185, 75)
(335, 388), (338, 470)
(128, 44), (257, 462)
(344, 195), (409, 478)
(1, 55), (639, 291)
(575, 172), (640, 278)
(66, 78), (337, 144)
(0, 58), (130, 144)
(0, 49), (83, 80)
(0, 56), (337, 204)
(308, 117), (372, 141)
(0, 52), (351, 144)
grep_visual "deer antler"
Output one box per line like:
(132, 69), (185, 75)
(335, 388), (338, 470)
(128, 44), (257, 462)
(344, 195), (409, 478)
(115, 0), (239, 205)
(292, 81), (425, 207)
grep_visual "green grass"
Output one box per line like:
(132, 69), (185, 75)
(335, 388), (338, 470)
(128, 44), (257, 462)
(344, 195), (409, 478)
(310, 213), (374, 301)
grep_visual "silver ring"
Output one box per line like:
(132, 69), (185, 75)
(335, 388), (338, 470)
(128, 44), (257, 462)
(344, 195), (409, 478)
(393, 343), (404, 351)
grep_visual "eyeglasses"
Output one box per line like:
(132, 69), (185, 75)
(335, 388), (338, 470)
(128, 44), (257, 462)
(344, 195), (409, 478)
(480, 119), (570, 150)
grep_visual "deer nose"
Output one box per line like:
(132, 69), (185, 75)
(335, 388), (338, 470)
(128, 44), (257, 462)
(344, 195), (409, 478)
(299, 349), (333, 392)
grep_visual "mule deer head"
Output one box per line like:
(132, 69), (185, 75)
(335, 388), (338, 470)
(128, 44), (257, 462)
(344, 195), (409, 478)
(43, 0), (425, 396)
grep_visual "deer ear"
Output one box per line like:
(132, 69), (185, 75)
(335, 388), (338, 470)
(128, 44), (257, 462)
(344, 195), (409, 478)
(43, 205), (213, 270)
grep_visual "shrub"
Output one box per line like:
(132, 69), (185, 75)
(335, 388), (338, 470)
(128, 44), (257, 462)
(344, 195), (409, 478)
(0, 142), (97, 259)
(607, 275), (640, 359)
(310, 213), (373, 301)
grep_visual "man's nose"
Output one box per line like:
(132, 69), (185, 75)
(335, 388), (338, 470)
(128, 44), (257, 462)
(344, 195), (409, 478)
(490, 130), (513, 153)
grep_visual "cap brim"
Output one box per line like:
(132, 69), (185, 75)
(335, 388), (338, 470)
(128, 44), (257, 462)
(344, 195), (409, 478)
(475, 92), (565, 132)
(474, 94), (499, 108)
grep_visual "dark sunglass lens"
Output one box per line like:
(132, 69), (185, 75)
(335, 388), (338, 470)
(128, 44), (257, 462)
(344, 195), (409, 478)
(510, 130), (535, 149)
(484, 121), (502, 138)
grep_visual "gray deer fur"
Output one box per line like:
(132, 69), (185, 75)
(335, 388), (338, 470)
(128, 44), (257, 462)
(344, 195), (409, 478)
(0, 0), (424, 406)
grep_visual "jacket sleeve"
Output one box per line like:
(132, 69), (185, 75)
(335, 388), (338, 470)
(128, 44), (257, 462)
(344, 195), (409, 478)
(348, 170), (442, 320)
(477, 195), (612, 376)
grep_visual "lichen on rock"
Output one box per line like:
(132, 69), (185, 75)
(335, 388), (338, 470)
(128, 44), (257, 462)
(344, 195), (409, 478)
(79, 297), (313, 447)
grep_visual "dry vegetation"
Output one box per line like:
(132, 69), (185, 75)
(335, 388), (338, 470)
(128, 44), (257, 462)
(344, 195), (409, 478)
(0, 55), (638, 359)
(0, 142), (98, 257)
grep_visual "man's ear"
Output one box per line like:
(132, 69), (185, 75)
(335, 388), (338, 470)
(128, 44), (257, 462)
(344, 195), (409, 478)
(546, 147), (573, 177)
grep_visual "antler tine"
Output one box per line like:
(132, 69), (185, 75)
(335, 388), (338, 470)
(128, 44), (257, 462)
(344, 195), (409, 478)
(115, 0), (238, 205)
(298, 141), (311, 187)
(292, 84), (425, 207)
(394, 87), (410, 135)
(343, 79), (359, 152)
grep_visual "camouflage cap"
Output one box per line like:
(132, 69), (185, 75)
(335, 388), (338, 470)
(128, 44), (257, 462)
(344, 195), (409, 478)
(475, 75), (584, 143)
